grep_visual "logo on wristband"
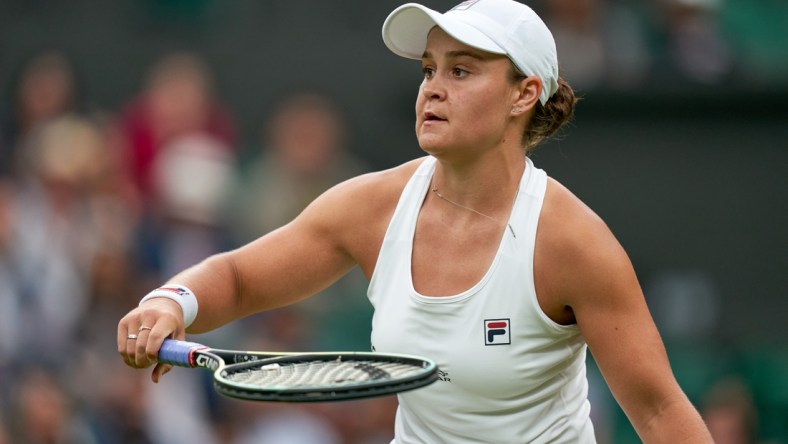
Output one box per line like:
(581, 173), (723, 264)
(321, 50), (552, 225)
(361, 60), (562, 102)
(159, 286), (189, 296)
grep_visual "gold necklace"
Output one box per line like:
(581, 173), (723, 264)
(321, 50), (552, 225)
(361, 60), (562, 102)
(430, 183), (519, 238)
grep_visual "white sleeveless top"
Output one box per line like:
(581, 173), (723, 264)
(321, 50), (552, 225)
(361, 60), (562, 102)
(368, 156), (596, 443)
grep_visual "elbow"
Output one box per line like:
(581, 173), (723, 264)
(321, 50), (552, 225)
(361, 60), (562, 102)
(635, 392), (713, 443)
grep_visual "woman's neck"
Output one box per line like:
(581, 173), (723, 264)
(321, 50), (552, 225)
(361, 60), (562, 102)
(429, 148), (526, 216)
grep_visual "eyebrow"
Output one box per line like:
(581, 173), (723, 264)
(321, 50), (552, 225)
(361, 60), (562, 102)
(421, 49), (489, 61)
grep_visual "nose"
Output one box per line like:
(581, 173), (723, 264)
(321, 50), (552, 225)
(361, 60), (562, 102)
(421, 76), (446, 101)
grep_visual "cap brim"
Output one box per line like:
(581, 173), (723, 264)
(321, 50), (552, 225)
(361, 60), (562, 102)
(382, 3), (506, 60)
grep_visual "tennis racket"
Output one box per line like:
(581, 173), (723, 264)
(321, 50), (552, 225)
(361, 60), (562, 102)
(157, 339), (439, 402)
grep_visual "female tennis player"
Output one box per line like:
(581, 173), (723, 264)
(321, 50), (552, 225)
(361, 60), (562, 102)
(118, 0), (713, 442)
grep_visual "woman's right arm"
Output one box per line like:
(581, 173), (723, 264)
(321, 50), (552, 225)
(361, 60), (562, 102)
(117, 160), (421, 380)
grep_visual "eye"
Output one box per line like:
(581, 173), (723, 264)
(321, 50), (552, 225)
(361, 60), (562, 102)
(451, 67), (469, 78)
(422, 66), (435, 79)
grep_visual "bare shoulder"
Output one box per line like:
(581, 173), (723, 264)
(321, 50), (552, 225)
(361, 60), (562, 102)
(539, 177), (611, 247)
(309, 157), (424, 227)
(324, 157), (424, 209)
(535, 176), (637, 322)
(538, 176), (619, 265)
(297, 157), (427, 275)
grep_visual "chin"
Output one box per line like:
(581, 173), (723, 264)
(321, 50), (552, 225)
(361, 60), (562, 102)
(417, 142), (442, 157)
(416, 133), (446, 152)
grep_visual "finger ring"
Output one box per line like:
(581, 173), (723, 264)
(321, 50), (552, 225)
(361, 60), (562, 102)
(139, 326), (153, 332)
(127, 334), (138, 340)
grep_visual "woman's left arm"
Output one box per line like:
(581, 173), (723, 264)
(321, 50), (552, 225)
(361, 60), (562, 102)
(537, 179), (712, 443)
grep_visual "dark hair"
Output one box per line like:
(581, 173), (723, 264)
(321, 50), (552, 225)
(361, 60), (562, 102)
(510, 66), (577, 153)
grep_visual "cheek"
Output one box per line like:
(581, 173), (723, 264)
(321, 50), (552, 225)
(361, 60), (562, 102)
(460, 90), (505, 124)
(480, 83), (513, 112)
(455, 90), (512, 141)
(415, 87), (429, 134)
(415, 85), (427, 113)
(483, 88), (515, 122)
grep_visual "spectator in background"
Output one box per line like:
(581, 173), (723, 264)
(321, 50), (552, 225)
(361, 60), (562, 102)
(150, 133), (237, 277)
(111, 51), (236, 201)
(2, 114), (126, 364)
(0, 52), (153, 444)
(109, 50), (240, 298)
(702, 377), (760, 444)
(653, 0), (733, 84)
(0, 50), (80, 179)
(232, 91), (367, 242)
(0, 110), (159, 442)
(541, 0), (650, 91)
(7, 368), (98, 444)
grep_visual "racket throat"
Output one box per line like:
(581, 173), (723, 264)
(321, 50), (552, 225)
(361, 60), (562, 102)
(193, 350), (219, 370)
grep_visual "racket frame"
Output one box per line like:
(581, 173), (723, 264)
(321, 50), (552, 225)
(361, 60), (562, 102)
(159, 340), (439, 402)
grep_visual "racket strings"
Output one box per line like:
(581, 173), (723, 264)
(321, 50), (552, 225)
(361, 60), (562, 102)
(225, 358), (423, 388)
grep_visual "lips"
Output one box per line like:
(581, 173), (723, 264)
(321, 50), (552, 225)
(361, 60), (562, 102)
(424, 111), (446, 122)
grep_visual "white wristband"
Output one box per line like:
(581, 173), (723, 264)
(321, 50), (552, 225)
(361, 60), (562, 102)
(139, 284), (199, 328)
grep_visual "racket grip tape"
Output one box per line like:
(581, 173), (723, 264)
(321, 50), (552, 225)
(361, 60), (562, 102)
(158, 339), (206, 367)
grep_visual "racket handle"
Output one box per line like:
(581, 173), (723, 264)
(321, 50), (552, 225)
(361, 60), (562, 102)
(158, 339), (206, 367)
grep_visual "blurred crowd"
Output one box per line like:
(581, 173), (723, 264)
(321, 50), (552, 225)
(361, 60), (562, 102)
(0, 50), (379, 443)
(535, 0), (786, 92)
(0, 0), (786, 442)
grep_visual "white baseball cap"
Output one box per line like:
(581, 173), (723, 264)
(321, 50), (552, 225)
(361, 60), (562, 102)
(382, 0), (559, 105)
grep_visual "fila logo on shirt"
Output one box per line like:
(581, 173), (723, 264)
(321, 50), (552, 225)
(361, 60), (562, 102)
(484, 318), (511, 346)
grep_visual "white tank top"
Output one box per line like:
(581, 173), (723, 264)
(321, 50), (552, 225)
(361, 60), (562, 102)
(368, 156), (596, 443)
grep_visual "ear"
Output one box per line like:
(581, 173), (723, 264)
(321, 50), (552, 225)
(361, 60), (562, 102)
(511, 76), (542, 116)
